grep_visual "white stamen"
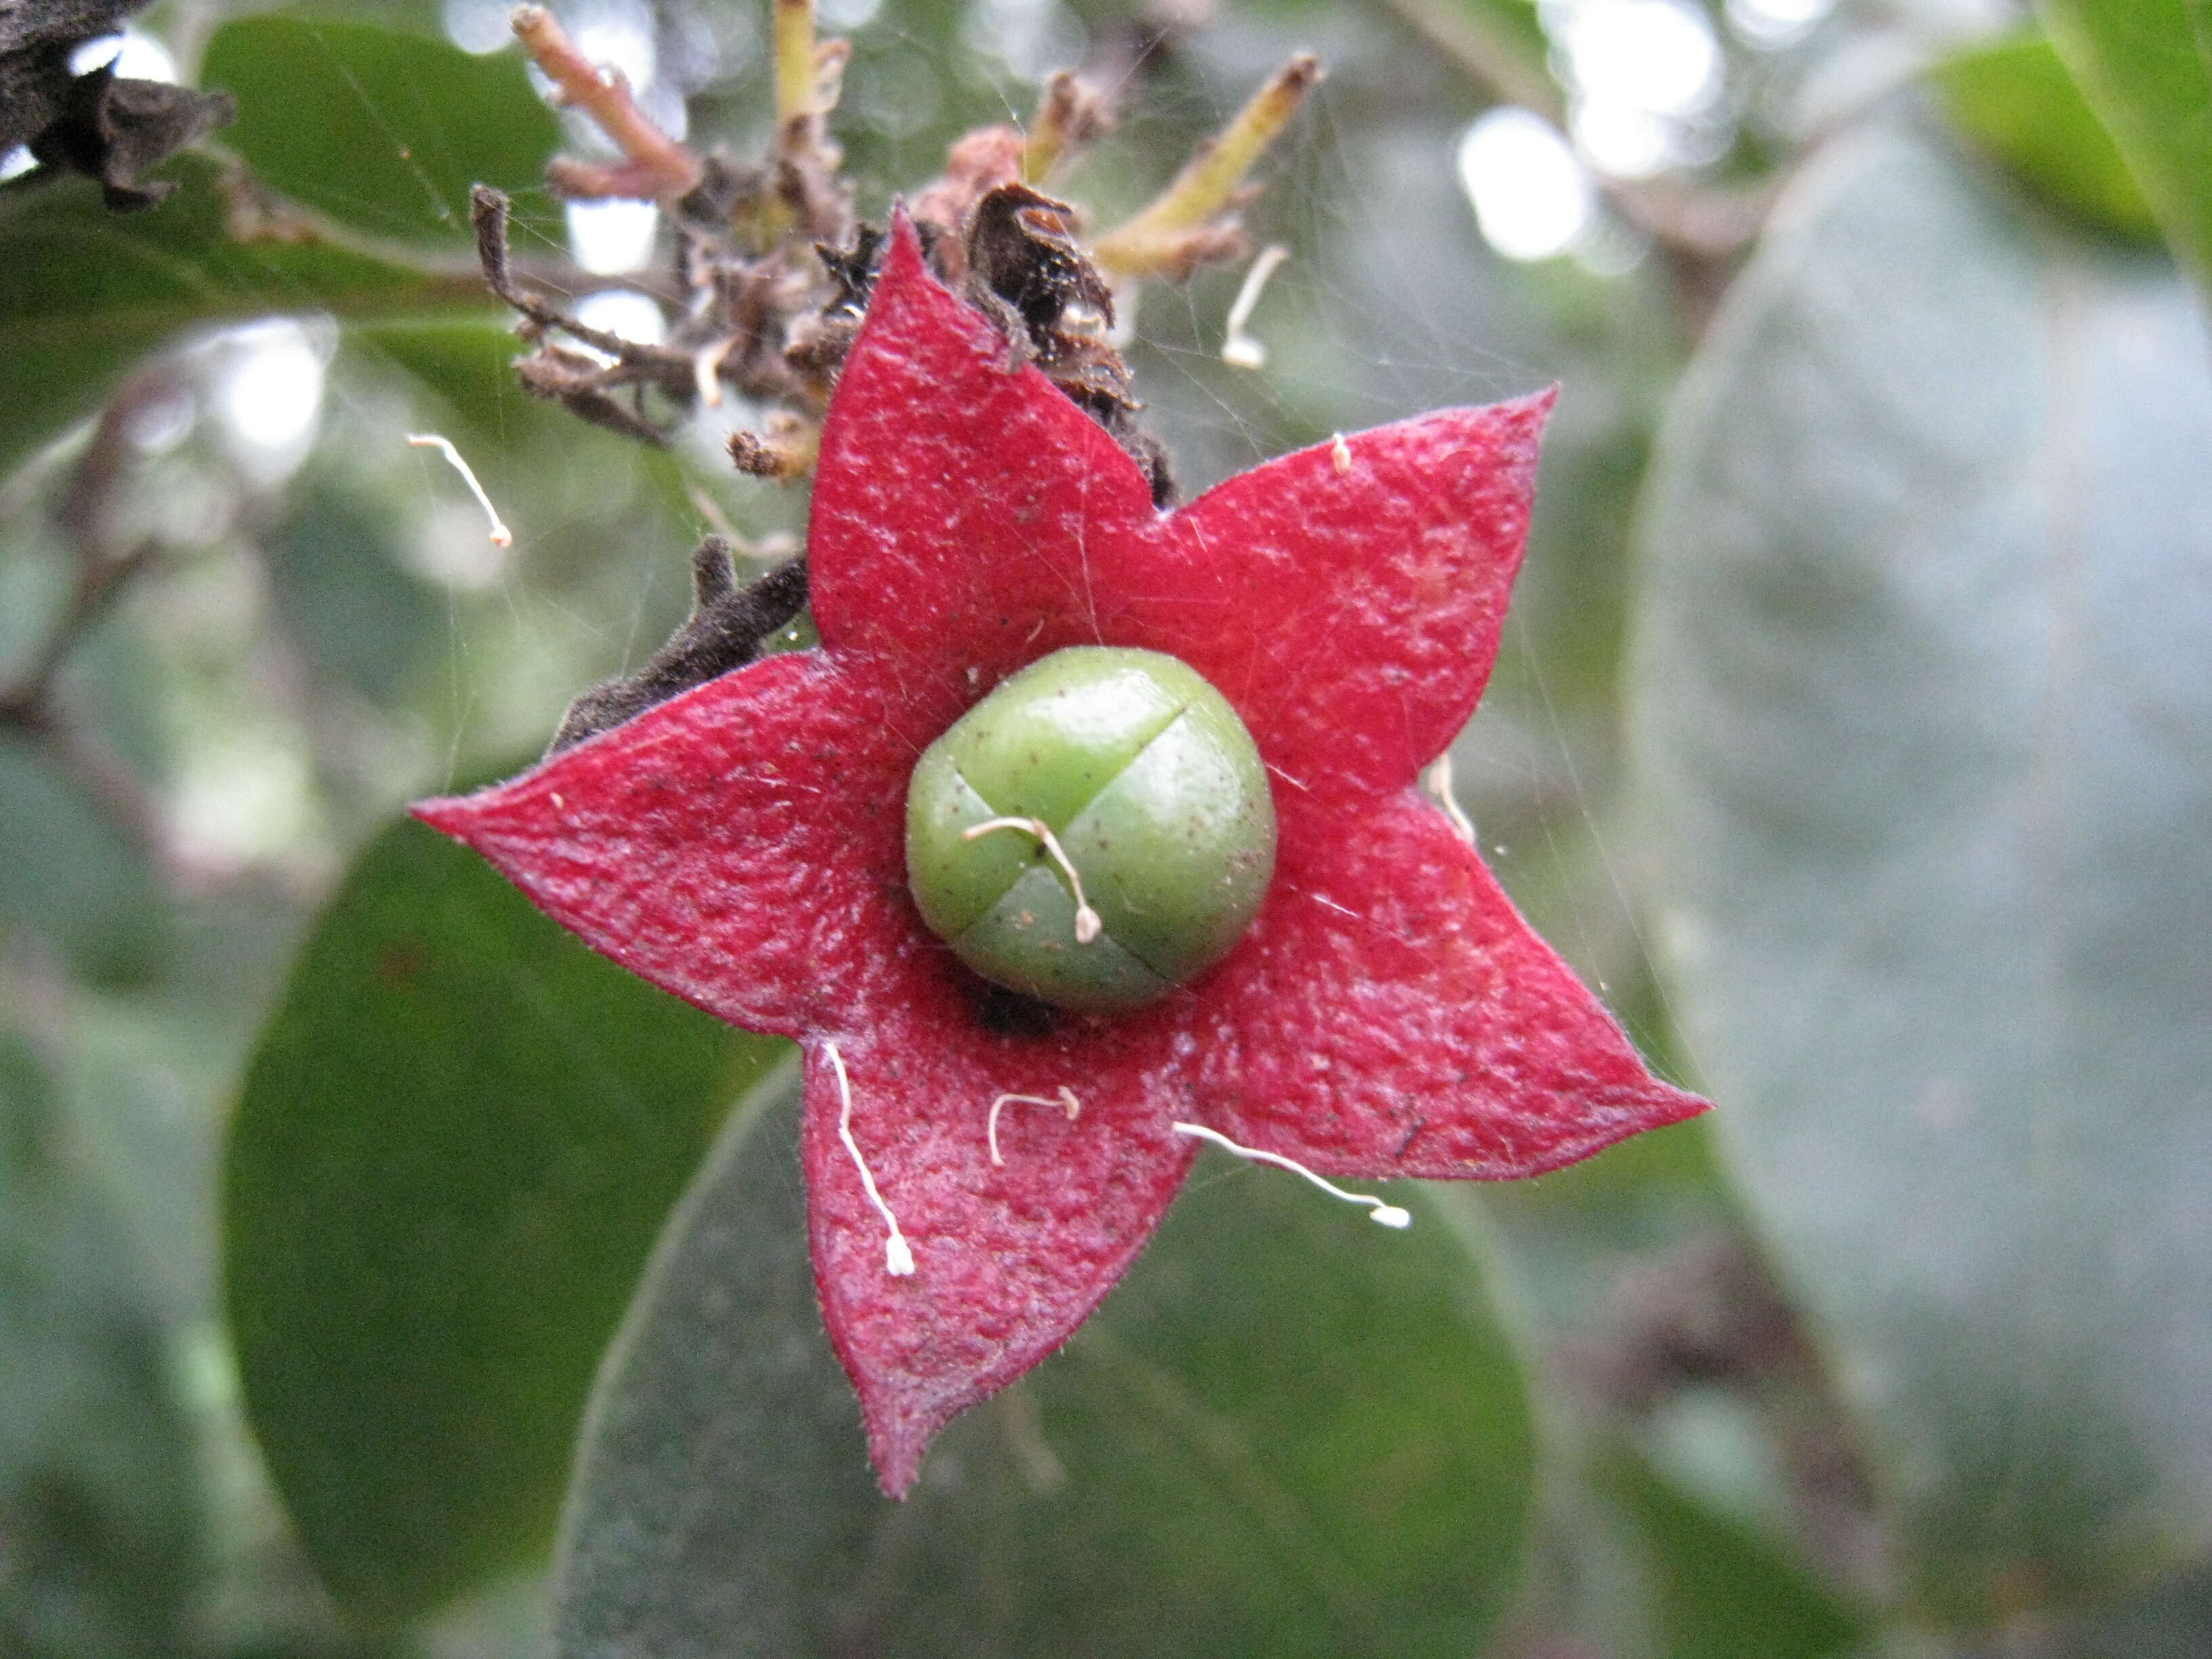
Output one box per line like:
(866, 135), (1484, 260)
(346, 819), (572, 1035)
(1331, 432), (1353, 476)
(1221, 242), (1290, 370)
(827, 1042), (916, 1275)
(1172, 1121), (1412, 1229)
(406, 433), (512, 547)
(1423, 752), (1477, 846)
(962, 816), (1102, 943)
(693, 335), (737, 406)
(987, 1086), (1082, 1166)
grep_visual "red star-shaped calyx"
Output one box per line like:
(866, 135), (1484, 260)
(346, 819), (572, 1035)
(415, 218), (1707, 1497)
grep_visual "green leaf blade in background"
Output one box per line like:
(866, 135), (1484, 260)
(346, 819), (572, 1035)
(1933, 32), (2160, 243)
(1628, 120), (2212, 1625)
(0, 156), (466, 482)
(2037, 0), (2212, 289)
(554, 1074), (1535, 1657)
(201, 14), (560, 246)
(1, 1028), (199, 1659)
(1597, 1450), (1871, 1659)
(0, 7), (560, 483)
(224, 811), (787, 1626)
(0, 735), (169, 986)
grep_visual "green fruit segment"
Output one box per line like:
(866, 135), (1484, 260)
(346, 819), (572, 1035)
(905, 647), (1277, 1015)
(902, 756), (1029, 939)
(958, 865), (1174, 1012)
(941, 650), (1188, 828)
(1059, 706), (1277, 983)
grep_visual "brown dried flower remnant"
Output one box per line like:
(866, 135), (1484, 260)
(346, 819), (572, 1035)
(476, 1), (1316, 473)
(470, 0), (1317, 729)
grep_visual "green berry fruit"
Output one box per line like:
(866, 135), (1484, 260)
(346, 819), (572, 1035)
(905, 646), (1277, 1014)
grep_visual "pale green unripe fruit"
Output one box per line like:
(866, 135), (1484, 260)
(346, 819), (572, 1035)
(905, 647), (1277, 1014)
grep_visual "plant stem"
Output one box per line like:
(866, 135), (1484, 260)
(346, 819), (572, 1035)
(512, 3), (703, 200)
(1093, 54), (1323, 280)
(773, 0), (821, 132)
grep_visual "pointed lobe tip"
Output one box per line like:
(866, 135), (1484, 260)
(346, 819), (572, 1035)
(884, 201), (926, 276)
(409, 794), (471, 838)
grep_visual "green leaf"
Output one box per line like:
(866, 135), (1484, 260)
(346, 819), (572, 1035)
(2033, 1560), (2212, 1657)
(351, 319), (558, 450)
(0, 10), (558, 480)
(0, 156), (468, 482)
(1, 1027), (199, 1659)
(0, 735), (167, 985)
(1932, 33), (2160, 243)
(201, 14), (560, 245)
(1628, 122), (2212, 1624)
(262, 483), (445, 706)
(1596, 1452), (1870, 1659)
(225, 810), (787, 1626)
(2037, 0), (2212, 287)
(1374, 0), (1561, 123)
(554, 1073), (1535, 1656)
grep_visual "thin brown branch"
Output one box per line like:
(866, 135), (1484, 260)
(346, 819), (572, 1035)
(35, 712), (167, 854)
(0, 367), (185, 863)
(470, 186), (691, 371)
(512, 3), (703, 201)
(1609, 173), (1776, 263)
(0, 544), (156, 726)
(0, 367), (183, 722)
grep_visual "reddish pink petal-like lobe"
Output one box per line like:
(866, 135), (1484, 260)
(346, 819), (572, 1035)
(808, 216), (1164, 731)
(799, 963), (1197, 1497)
(1193, 790), (1708, 1178)
(411, 653), (920, 1037)
(1141, 398), (1551, 801)
(413, 212), (1708, 1500)
(808, 216), (1555, 801)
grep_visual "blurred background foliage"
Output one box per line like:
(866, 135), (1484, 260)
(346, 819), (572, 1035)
(1, 0), (2207, 1654)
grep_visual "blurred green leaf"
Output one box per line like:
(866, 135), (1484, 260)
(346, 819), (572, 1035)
(352, 319), (555, 449)
(0, 737), (167, 985)
(1597, 1452), (1870, 1659)
(1629, 121), (2212, 1624)
(225, 811), (787, 1626)
(1, 1027), (198, 1659)
(1450, 0), (1547, 64)
(202, 14), (560, 246)
(0, 157), (468, 481)
(1933, 33), (2160, 242)
(554, 1073), (1534, 1657)
(352, 318), (729, 546)
(1324, 0), (1557, 120)
(264, 484), (444, 705)
(2031, 1560), (2212, 1657)
(2037, 0), (2212, 287)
